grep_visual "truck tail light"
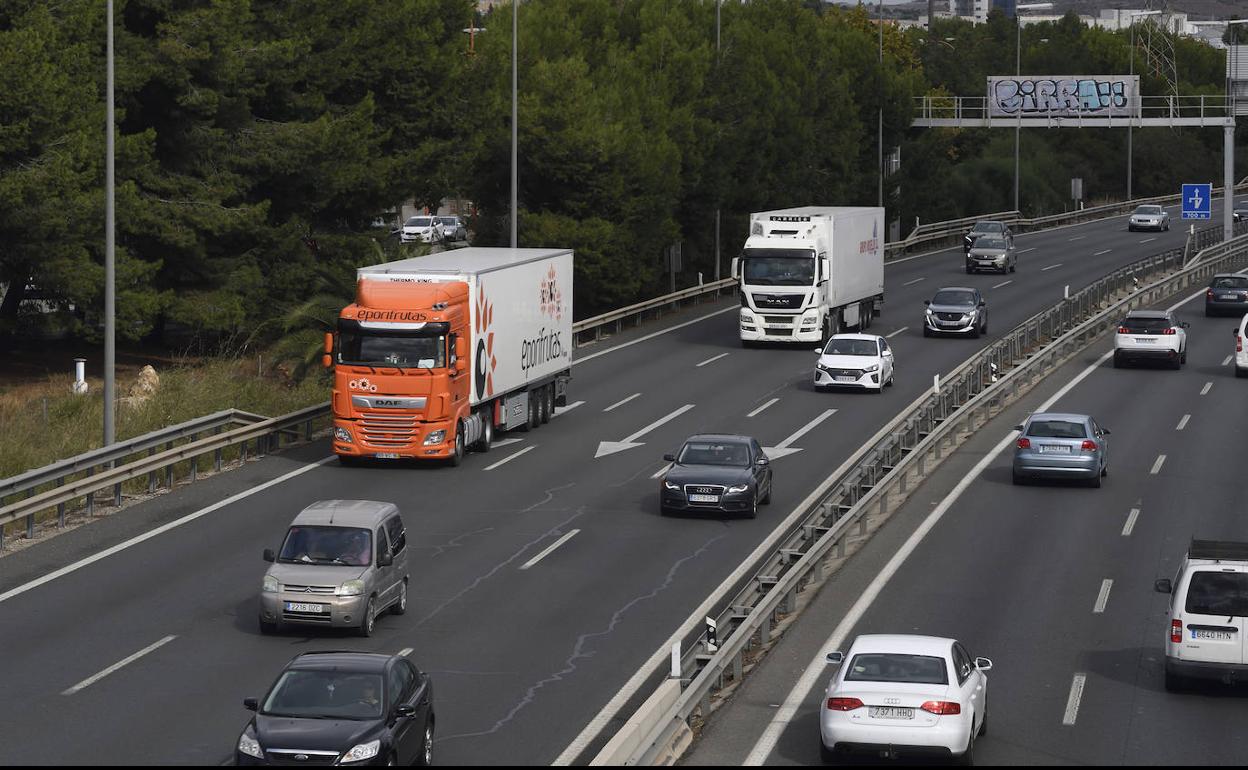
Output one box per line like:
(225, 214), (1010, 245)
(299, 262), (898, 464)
(1081, 440), (1098, 452)
(1171, 619), (1182, 644)
(1016, 437), (1031, 449)
(826, 697), (863, 711)
(920, 701), (961, 715)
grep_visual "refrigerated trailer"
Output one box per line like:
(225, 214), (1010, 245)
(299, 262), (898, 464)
(328, 247), (573, 465)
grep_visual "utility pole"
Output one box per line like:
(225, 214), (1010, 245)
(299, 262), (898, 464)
(878, 0), (884, 209)
(510, 0), (518, 248)
(104, 0), (116, 447)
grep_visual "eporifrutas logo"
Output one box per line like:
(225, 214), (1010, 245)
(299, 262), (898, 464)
(540, 264), (563, 321)
(475, 285), (497, 400)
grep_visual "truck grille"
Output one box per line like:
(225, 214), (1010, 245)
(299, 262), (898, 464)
(763, 316), (794, 324)
(751, 294), (804, 310)
(360, 410), (418, 447)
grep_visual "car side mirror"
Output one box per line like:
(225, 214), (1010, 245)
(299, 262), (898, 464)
(826, 651), (844, 664)
(395, 704), (416, 718)
(244, 698), (259, 711)
(1012, 424), (1024, 431)
(324, 332), (334, 354)
(974, 657), (993, 671)
(924, 299), (931, 306)
(1155, 578), (1173, 594)
(1101, 428), (1111, 435)
(663, 453), (676, 462)
(814, 347), (824, 353)
(756, 457), (770, 466)
(378, 550), (394, 567)
(263, 548), (276, 563)
(979, 301), (986, 307)
(1180, 322), (1190, 329)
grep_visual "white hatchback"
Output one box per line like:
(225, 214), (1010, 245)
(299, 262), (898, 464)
(1235, 314), (1248, 378)
(814, 334), (894, 393)
(820, 634), (991, 764)
(1112, 310), (1188, 369)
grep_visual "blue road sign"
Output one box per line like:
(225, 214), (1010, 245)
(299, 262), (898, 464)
(1182, 183), (1212, 220)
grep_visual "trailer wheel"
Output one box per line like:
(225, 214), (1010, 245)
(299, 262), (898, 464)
(539, 385), (551, 424)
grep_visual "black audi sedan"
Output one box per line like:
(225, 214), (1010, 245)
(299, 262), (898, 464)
(660, 434), (773, 518)
(236, 651), (434, 766)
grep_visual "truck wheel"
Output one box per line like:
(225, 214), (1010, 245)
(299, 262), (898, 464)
(547, 386), (557, 419)
(539, 386), (551, 424)
(528, 396), (540, 430)
(477, 415), (493, 453)
(449, 424), (465, 467)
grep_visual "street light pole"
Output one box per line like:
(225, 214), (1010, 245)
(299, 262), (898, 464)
(510, 0), (518, 249)
(104, 0), (116, 447)
(715, 1), (721, 279)
(878, 0), (884, 209)
(1128, 20), (1134, 200)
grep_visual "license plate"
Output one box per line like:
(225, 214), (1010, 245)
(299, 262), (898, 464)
(834, 375), (857, 382)
(284, 602), (324, 613)
(374, 452), (400, 459)
(1193, 629), (1234, 641)
(766, 324), (791, 329)
(689, 494), (719, 503)
(868, 706), (914, 720)
(1134, 338), (1155, 344)
(1039, 445), (1071, 454)
(1220, 294), (1238, 301)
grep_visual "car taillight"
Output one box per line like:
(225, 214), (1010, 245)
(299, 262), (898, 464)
(1207, 289), (1215, 298)
(1238, 335), (1243, 353)
(1162, 328), (1176, 335)
(1081, 440), (1098, 452)
(827, 697), (864, 711)
(920, 701), (962, 715)
(1016, 437), (1031, 449)
(1171, 619), (1182, 644)
(1117, 326), (1130, 334)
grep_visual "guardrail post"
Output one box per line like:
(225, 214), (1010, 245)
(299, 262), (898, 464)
(733, 651), (744, 683)
(215, 426), (223, 472)
(148, 447), (158, 492)
(86, 466), (95, 517)
(760, 612), (772, 645)
(304, 418), (313, 442)
(25, 488), (35, 539)
(165, 441), (174, 488)
(114, 479), (122, 508)
(57, 477), (66, 527)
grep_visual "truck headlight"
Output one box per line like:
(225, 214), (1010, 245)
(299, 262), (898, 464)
(727, 484), (749, 494)
(334, 427), (353, 443)
(424, 430), (446, 445)
(337, 579), (365, 597)
(740, 310), (755, 322)
(263, 575), (281, 593)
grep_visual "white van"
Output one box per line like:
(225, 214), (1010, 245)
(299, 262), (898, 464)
(1235, 315), (1248, 378)
(1154, 540), (1248, 690)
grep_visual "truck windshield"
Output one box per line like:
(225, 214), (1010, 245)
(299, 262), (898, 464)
(338, 331), (446, 369)
(741, 249), (815, 286)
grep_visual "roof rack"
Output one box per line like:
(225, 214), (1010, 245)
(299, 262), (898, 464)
(1189, 539), (1248, 561)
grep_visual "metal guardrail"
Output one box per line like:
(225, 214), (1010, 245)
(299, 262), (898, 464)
(572, 278), (737, 347)
(601, 221), (1248, 765)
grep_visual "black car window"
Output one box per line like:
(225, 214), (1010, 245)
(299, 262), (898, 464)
(385, 516), (406, 554)
(1185, 571), (1248, 616)
(977, 222), (1005, 234)
(263, 670), (384, 720)
(845, 653), (948, 685)
(823, 338), (878, 356)
(387, 664), (413, 708)
(1212, 276), (1248, 289)
(375, 526), (390, 561)
(932, 290), (976, 306)
(678, 441), (750, 467)
(279, 526), (372, 567)
(952, 643), (973, 684)
(1027, 420), (1088, 438)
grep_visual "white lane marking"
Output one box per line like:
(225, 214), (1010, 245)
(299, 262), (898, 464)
(1094, 249), (1112, 256)
(1093, 579), (1113, 614)
(992, 280), (1013, 289)
(595, 404), (696, 459)
(603, 393), (641, 412)
(903, 277), (926, 286)
(1041, 263), (1063, 271)
(1224, 354), (1235, 366)
(763, 409), (838, 460)
(1068, 235), (1086, 241)
(1139, 237), (1157, 244)
(1150, 454), (1166, 475)
(748, 398), (779, 418)
(484, 445), (535, 471)
(696, 352), (730, 368)
(0, 456), (336, 607)
(1063, 674), (1087, 725)
(493, 438), (523, 448)
(398, 647), (414, 658)
(885, 326), (909, 338)
(62, 635), (177, 695)
(519, 529), (581, 570)
(1176, 414), (1190, 431)
(1122, 508), (1140, 536)
(1018, 247), (1037, 254)
(553, 400), (584, 418)
(1200, 381), (1212, 396)
(650, 463), (671, 479)
(572, 307), (737, 367)
(742, 344), (1114, 765)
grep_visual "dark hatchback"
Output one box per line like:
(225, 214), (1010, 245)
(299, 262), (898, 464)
(236, 651), (434, 767)
(660, 434), (773, 518)
(1204, 273), (1248, 317)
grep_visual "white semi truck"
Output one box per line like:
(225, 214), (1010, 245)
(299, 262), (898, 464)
(733, 207), (885, 345)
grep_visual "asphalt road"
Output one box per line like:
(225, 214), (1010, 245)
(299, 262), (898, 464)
(0, 204), (1222, 766)
(684, 249), (1248, 766)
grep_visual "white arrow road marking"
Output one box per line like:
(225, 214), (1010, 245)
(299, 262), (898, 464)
(595, 404), (695, 459)
(763, 409), (837, 460)
(62, 636), (177, 695)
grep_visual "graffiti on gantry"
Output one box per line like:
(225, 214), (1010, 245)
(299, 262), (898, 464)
(987, 75), (1140, 118)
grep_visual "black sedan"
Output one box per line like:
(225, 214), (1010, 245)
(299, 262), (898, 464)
(236, 651), (434, 766)
(660, 434), (772, 518)
(1205, 273), (1248, 317)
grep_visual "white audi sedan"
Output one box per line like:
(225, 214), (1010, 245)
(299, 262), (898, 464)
(820, 634), (991, 764)
(814, 334), (894, 393)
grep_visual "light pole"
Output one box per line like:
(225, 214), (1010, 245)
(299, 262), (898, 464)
(1014, 3), (1053, 215)
(878, 0), (884, 208)
(715, 0), (721, 279)
(104, 0), (116, 447)
(1127, 10), (1162, 201)
(510, 0), (517, 248)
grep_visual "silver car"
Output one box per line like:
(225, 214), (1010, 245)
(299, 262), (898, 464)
(437, 215), (468, 242)
(1012, 413), (1110, 487)
(965, 236), (1016, 274)
(259, 500), (410, 637)
(1128, 204), (1169, 232)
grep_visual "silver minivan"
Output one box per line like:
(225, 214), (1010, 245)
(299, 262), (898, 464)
(259, 500), (409, 637)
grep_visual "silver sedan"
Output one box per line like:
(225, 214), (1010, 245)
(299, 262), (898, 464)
(1127, 205), (1169, 232)
(1012, 412), (1110, 487)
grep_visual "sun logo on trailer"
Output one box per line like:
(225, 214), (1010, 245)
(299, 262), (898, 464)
(540, 265), (563, 321)
(475, 285), (497, 400)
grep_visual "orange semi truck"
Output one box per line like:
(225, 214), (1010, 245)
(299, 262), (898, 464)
(327, 247), (573, 465)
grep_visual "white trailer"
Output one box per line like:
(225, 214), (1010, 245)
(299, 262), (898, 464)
(732, 207), (885, 345)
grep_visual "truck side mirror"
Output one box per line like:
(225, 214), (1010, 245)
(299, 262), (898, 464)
(731, 258), (741, 281)
(324, 332), (334, 354)
(455, 336), (468, 360)
(322, 354), (332, 369)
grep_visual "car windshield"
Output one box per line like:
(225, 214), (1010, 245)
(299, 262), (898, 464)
(974, 238), (1007, 250)
(974, 222), (1005, 234)
(262, 670), (385, 720)
(405, 217), (433, 227)
(278, 526), (372, 567)
(1135, 206), (1163, 215)
(338, 330), (445, 369)
(678, 441), (751, 467)
(1185, 571), (1248, 617)
(1027, 420), (1088, 439)
(932, 290), (976, 306)
(844, 653), (949, 685)
(741, 250), (815, 286)
(1211, 276), (1248, 289)
(823, 338), (878, 356)
(1121, 316), (1170, 333)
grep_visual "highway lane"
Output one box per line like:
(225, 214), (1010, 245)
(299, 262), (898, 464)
(685, 263), (1248, 765)
(0, 203), (1220, 765)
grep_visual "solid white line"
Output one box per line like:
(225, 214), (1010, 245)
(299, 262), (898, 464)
(748, 398), (779, 418)
(519, 529), (580, 570)
(774, 409), (837, 450)
(650, 463), (671, 479)
(1139, 237), (1157, 243)
(1093, 579), (1113, 614)
(62, 635), (177, 695)
(992, 280), (1013, 289)
(696, 352), (730, 368)
(0, 456), (337, 607)
(398, 647), (414, 658)
(1200, 381), (1212, 396)
(623, 404), (695, 443)
(1176, 414), (1190, 431)
(1063, 674), (1087, 725)
(902, 277), (926, 286)
(1122, 508), (1140, 537)
(1041, 263), (1063, 271)
(1224, 354), (1235, 366)
(1094, 249), (1112, 256)
(552, 400), (585, 418)
(484, 445), (535, 471)
(1150, 454), (1166, 475)
(1018, 247), (1037, 254)
(603, 393), (641, 412)
(1068, 235), (1086, 241)
(572, 307), (738, 367)
(885, 326), (909, 338)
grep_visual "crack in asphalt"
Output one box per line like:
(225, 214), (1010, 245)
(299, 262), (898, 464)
(433, 531), (729, 743)
(410, 527), (496, 558)
(522, 483), (576, 512)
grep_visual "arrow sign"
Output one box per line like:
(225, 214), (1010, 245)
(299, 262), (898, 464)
(1181, 183), (1211, 220)
(763, 409), (837, 460)
(595, 404), (695, 458)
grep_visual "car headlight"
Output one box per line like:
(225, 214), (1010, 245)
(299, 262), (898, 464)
(238, 728), (264, 759)
(664, 480), (681, 491)
(817, 363), (833, 373)
(863, 363), (879, 373)
(341, 740), (380, 764)
(727, 484), (750, 494)
(925, 308), (934, 316)
(424, 430), (446, 445)
(334, 427), (353, 444)
(337, 579), (365, 597)
(263, 575), (281, 593)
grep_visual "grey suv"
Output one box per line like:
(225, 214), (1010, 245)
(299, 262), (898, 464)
(923, 287), (988, 338)
(260, 500), (410, 637)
